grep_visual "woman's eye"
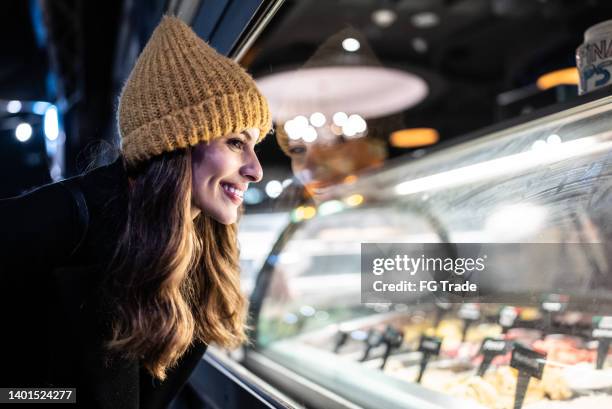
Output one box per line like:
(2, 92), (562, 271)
(288, 146), (306, 155)
(227, 138), (245, 150)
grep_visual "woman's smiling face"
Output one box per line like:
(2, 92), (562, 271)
(191, 128), (262, 224)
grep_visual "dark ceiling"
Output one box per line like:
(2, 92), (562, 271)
(246, 0), (612, 165)
(1, 0), (612, 198)
(0, 1), (47, 101)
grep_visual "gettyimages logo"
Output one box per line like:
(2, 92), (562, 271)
(371, 253), (486, 276)
(362, 243), (484, 303)
(361, 243), (607, 304)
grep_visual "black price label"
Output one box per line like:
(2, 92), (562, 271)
(416, 336), (442, 383)
(380, 326), (404, 370)
(360, 329), (383, 362)
(418, 336), (442, 356)
(367, 330), (384, 347)
(499, 306), (518, 328)
(510, 345), (546, 409)
(458, 303), (480, 321)
(435, 302), (452, 310)
(477, 338), (509, 377)
(592, 316), (612, 370)
(481, 337), (509, 354)
(510, 345), (546, 379)
(593, 316), (612, 330)
(334, 331), (349, 353)
(540, 293), (568, 313)
(593, 328), (612, 339)
(383, 326), (404, 348)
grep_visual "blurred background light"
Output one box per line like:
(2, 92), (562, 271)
(309, 112), (326, 127)
(344, 194), (364, 207)
(536, 68), (579, 90)
(265, 180), (283, 198)
(43, 105), (59, 141)
(244, 187), (264, 205)
(372, 9), (397, 28)
(7, 100), (22, 113)
(390, 128), (439, 148)
(15, 123), (33, 142)
(318, 200), (344, 216)
(32, 101), (50, 115)
(411, 12), (440, 28)
(342, 37), (360, 52)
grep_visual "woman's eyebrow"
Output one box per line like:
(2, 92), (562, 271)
(241, 130), (254, 141)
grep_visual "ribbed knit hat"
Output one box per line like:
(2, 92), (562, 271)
(118, 15), (272, 167)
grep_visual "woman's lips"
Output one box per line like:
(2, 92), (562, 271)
(221, 183), (243, 204)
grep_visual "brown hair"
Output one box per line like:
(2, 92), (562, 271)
(102, 148), (247, 380)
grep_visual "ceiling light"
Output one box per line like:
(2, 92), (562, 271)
(342, 124), (357, 138)
(303, 126), (318, 142)
(342, 38), (360, 52)
(390, 128), (439, 148)
(309, 112), (326, 127)
(348, 114), (367, 133)
(284, 119), (301, 140)
(15, 123), (33, 142)
(333, 112), (348, 127)
(258, 67), (428, 122)
(372, 9), (397, 28)
(7, 100), (22, 113)
(294, 115), (309, 128)
(411, 12), (439, 28)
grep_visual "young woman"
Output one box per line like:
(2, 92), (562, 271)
(275, 123), (386, 202)
(0, 16), (271, 409)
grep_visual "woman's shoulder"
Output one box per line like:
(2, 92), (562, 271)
(70, 158), (129, 263)
(0, 159), (125, 239)
(77, 158), (128, 206)
(0, 177), (80, 231)
(0, 177), (83, 271)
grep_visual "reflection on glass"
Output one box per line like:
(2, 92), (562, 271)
(252, 96), (612, 409)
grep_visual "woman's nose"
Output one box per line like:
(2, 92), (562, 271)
(241, 151), (263, 182)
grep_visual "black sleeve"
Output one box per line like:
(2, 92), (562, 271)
(0, 183), (81, 281)
(140, 341), (208, 409)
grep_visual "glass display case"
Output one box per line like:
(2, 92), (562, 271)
(244, 94), (612, 409)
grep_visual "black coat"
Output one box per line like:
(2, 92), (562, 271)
(0, 159), (207, 409)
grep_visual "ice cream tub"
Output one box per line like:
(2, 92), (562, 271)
(576, 19), (612, 94)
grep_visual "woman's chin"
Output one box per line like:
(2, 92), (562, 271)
(211, 210), (238, 225)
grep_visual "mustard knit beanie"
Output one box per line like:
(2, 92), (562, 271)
(117, 15), (272, 167)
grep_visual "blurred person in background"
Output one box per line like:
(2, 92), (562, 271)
(276, 123), (386, 201)
(0, 16), (271, 409)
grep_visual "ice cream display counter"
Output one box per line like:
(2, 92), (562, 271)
(243, 94), (612, 409)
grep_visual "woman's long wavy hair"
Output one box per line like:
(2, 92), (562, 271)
(101, 148), (247, 381)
